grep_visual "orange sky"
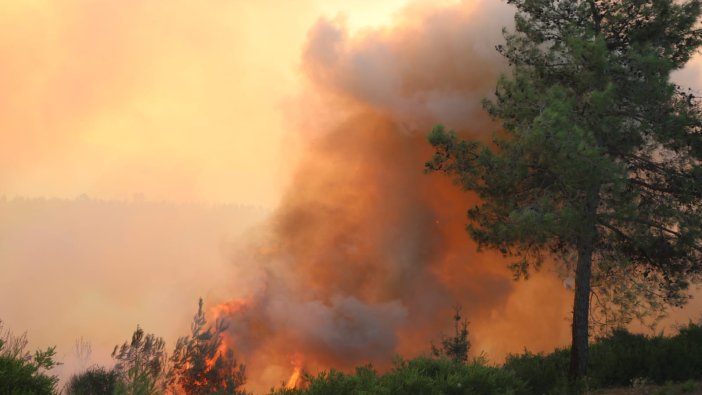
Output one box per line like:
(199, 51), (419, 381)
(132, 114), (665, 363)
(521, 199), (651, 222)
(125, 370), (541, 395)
(0, 0), (417, 207)
(0, 0), (449, 384)
(1, 0), (699, 206)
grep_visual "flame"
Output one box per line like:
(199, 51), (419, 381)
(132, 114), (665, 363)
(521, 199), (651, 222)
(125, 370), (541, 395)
(285, 366), (302, 389)
(285, 353), (304, 390)
(210, 2), (574, 393)
(211, 299), (249, 318)
(205, 338), (230, 370)
(201, 299), (249, 370)
(163, 298), (249, 392)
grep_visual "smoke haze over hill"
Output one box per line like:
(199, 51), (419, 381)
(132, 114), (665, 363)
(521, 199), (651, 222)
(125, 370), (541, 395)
(0, 196), (266, 381)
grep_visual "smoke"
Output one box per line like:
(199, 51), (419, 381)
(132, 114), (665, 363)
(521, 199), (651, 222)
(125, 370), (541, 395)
(216, 1), (574, 392)
(0, 0), (312, 206)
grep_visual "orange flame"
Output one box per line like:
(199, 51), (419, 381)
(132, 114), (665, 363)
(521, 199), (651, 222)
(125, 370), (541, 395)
(203, 299), (249, 370)
(211, 299), (248, 318)
(285, 353), (304, 390)
(205, 338), (230, 370)
(285, 366), (302, 389)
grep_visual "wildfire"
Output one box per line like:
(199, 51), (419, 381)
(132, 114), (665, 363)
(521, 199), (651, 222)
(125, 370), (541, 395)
(200, 2), (576, 393)
(205, 338), (230, 370)
(285, 367), (302, 389)
(200, 299), (248, 370)
(285, 353), (305, 390)
(211, 299), (249, 317)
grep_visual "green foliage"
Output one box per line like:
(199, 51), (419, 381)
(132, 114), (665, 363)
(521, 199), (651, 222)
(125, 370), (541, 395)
(503, 348), (570, 395)
(680, 380), (697, 393)
(427, 0), (702, 322)
(427, 0), (702, 379)
(0, 356), (56, 395)
(504, 323), (702, 393)
(168, 298), (247, 395)
(65, 366), (119, 395)
(588, 323), (702, 387)
(270, 357), (527, 395)
(0, 321), (59, 395)
(112, 325), (168, 395)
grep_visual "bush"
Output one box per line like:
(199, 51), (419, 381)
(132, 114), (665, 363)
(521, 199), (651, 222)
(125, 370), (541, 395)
(504, 323), (702, 394)
(587, 329), (654, 387)
(381, 357), (526, 395)
(270, 357), (526, 395)
(0, 321), (60, 395)
(503, 348), (570, 395)
(588, 323), (702, 386)
(65, 366), (120, 395)
(0, 340), (59, 395)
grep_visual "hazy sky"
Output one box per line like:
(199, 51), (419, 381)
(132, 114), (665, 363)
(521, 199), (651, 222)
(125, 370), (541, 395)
(1, 0), (699, 206)
(0, 0), (415, 207)
(0, 0), (416, 383)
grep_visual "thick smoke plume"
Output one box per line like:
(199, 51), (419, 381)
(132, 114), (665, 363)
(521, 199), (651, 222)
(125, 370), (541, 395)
(217, 1), (574, 392)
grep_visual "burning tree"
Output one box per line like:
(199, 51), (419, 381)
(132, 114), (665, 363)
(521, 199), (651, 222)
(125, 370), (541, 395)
(427, 0), (702, 381)
(168, 298), (246, 395)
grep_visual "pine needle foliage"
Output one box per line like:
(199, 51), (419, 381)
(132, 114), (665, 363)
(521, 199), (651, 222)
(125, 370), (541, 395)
(427, 0), (702, 379)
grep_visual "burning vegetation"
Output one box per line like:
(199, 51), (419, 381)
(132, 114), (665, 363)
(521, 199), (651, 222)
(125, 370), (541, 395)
(210, 0), (702, 391)
(211, 1), (572, 392)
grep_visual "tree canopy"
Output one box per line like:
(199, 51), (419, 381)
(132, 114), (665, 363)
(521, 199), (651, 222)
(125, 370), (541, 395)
(0, 320), (59, 395)
(427, 0), (702, 380)
(112, 325), (168, 395)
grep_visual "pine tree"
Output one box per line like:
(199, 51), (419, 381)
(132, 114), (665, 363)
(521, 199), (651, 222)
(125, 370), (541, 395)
(111, 326), (168, 395)
(431, 306), (470, 364)
(168, 298), (246, 395)
(427, 0), (702, 380)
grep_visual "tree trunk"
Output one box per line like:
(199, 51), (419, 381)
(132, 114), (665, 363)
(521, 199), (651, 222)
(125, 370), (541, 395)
(569, 189), (599, 381)
(569, 236), (593, 380)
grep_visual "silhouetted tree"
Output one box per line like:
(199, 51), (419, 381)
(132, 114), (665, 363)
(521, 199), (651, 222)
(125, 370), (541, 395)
(431, 306), (470, 364)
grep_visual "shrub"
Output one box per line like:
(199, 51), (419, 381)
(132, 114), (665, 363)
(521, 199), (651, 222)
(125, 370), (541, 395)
(587, 329), (652, 387)
(0, 340), (59, 395)
(0, 320), (60, 395)
(504, 323), (702, 393)
(503, 348), (569, 395)
(588, 324), (702, 386)
(65, 366), (120, 395)
(270, 357), (526, 395)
